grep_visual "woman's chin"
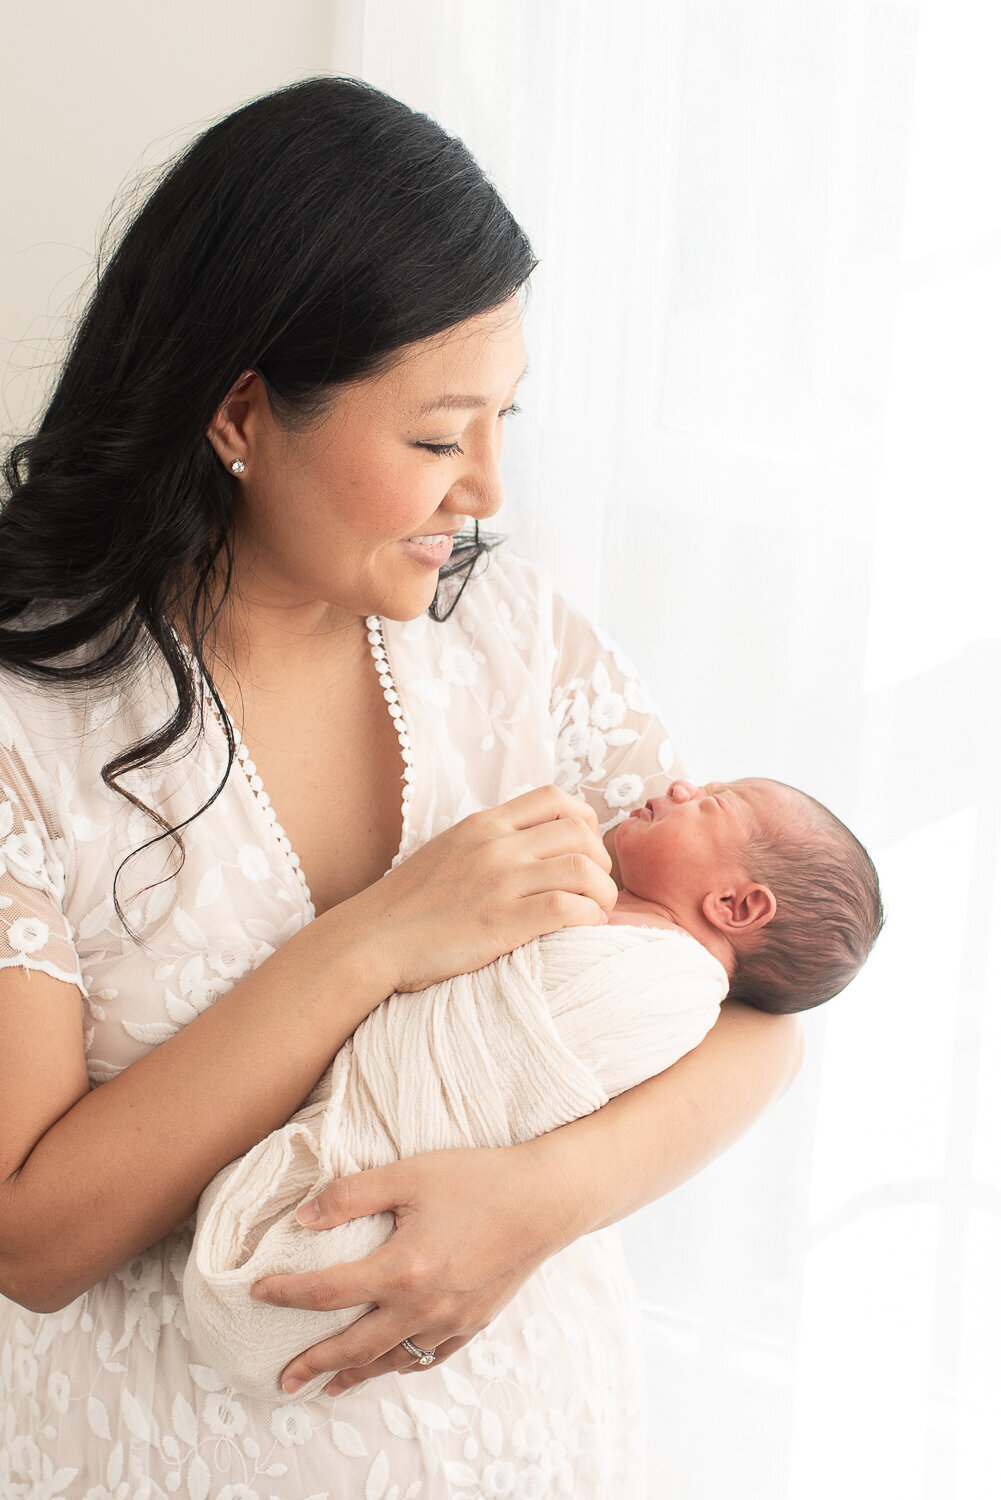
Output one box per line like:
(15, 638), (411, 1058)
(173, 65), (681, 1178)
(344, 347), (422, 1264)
(372, 574), (443, 622)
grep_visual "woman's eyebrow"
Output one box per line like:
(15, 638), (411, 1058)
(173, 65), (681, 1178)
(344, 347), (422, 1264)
(413, 364), (529, 417)
(414, 393), (491, 415)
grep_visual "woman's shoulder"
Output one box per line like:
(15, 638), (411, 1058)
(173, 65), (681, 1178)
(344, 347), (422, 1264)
(461, 550), (640, 680)
(455, 547), (556, 621)
(0, 650), (161, 777)
(390, 547), (559, 668)
(0, 667), (74, 756)
(426, 546), (662, 723)
(438, 547), (606, 663)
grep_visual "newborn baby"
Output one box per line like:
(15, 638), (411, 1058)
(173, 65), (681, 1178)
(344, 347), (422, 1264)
(610, 776), (884, 1014)
(183, 777), (882, 1398)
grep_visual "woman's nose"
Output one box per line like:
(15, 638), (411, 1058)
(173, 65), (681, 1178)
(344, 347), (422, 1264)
(448, 435), (505, 521)
(456, 467), (504, 521)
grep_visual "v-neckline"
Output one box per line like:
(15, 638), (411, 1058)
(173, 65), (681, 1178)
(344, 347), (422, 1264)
(199, 614), (416, 918)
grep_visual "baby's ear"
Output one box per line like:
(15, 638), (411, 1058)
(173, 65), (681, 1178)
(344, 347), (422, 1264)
(703, 882), (777, 934)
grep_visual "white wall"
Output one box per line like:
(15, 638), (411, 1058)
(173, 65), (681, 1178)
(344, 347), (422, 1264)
(0, 0), (333, 442)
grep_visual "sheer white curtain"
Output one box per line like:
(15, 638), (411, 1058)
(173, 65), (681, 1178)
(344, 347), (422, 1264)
(331, 4), (1001, 1496)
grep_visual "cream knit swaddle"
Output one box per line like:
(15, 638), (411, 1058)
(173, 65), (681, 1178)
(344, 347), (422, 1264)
(183, 924), (727, 1400)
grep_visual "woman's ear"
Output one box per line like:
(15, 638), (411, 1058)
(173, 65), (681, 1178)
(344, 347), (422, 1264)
(702, 882), (777, 934)
(206, 370), (262, 470)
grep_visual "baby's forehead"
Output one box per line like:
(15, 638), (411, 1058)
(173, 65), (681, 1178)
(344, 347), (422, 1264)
(732, 777), (810, 833)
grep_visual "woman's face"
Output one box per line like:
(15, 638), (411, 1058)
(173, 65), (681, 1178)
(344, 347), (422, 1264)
(211, 299), (527, 626)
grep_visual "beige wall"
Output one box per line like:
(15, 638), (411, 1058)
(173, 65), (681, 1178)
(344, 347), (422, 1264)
(0, 0), (335, 440)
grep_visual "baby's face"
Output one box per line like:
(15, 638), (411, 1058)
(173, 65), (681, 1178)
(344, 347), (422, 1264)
(614, 778), (798, 907)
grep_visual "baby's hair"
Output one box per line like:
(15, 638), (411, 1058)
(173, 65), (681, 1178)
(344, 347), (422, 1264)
(727, 784), (884, 1016)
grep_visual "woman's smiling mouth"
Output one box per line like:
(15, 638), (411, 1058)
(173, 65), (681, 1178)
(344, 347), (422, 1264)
(399, 533), (455, 566)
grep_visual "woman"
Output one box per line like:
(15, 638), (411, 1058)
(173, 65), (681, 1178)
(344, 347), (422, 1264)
(0, 79), (799, 1495)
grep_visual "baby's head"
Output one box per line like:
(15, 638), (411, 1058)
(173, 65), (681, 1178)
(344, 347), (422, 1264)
(614, 778), (884, 1015)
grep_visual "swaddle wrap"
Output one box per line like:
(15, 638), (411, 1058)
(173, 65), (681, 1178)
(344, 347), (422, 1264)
(183, 924), (727, 1399)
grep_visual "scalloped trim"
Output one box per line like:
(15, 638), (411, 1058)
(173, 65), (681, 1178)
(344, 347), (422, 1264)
(0, 953), (86, 993)
(232, 735), (314, 911)
(196, 618), (415, 906)
(365, 616), (415, 869)
(199, 683), (315, 917)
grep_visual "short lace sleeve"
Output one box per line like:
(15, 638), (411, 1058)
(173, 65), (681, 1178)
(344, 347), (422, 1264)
(550, 593), (685, 833)
(0, 716), (85, 992)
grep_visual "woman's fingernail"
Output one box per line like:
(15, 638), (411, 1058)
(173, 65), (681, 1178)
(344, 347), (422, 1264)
(250, 1283), (268, 1301)
(296, 1199), (321, 1225)
(282, 1376), (305, 1394)
(326, 1382), (346, 1398)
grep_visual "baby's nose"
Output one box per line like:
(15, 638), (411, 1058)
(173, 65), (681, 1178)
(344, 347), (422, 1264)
(668, 780), (703, 803)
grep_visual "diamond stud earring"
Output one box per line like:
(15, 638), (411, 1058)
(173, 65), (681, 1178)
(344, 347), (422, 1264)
(230, 459), (246, 475)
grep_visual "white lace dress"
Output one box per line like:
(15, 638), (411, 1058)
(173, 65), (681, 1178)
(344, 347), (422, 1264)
(0, 553), (681, 1500)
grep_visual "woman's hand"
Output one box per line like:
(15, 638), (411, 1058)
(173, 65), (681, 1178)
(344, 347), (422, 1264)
(250, 1005), (803, 1399)
(250, 1141), (574, 1397)
(349, 785), (618, 993)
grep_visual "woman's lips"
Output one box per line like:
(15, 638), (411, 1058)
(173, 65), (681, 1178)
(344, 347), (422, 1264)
(399, 533), (455, 568)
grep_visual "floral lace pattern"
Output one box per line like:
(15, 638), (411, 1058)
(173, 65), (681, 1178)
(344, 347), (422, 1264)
(0, 554), (677, 1498)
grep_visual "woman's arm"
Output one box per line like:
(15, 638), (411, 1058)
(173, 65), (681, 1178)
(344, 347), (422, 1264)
(536, 999), (802, 1232)
(0, 787), (616, 1313)
(254, 998), (802, 1395)
(0, 908), (383, 1313)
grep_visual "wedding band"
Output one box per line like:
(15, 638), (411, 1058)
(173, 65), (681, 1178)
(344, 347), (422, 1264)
(400, 1337), (437, 1367)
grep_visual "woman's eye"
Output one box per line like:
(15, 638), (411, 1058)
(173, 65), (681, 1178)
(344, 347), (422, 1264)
(416, 440), (463, 458)
(416, 404), (518, 457)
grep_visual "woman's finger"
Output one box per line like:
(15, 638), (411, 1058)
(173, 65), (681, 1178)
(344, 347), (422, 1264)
(293, 1160), (409, 1231)
(395, 1335), (467, 1374)
(517, 889), (612, 931)
(511, 814), (612, 873)
(281, 1308), (461, 1392)
(487, 783), (601, 834)
(324, 1335), (469, 1396)
(522, 851), (618, 908)
(277, 1306), (406, 1391)
(251, 1245), (396, 1312)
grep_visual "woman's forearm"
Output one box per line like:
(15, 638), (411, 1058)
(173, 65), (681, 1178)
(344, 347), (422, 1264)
(0, 906), (388, 1312)
(524, 1001), (803, 1239)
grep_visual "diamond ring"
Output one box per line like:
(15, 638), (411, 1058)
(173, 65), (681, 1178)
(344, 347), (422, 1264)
(400, 1337), (437, 1367)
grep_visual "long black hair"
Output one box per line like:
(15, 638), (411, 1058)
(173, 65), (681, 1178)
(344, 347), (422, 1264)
(0, 77), (535, 911)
